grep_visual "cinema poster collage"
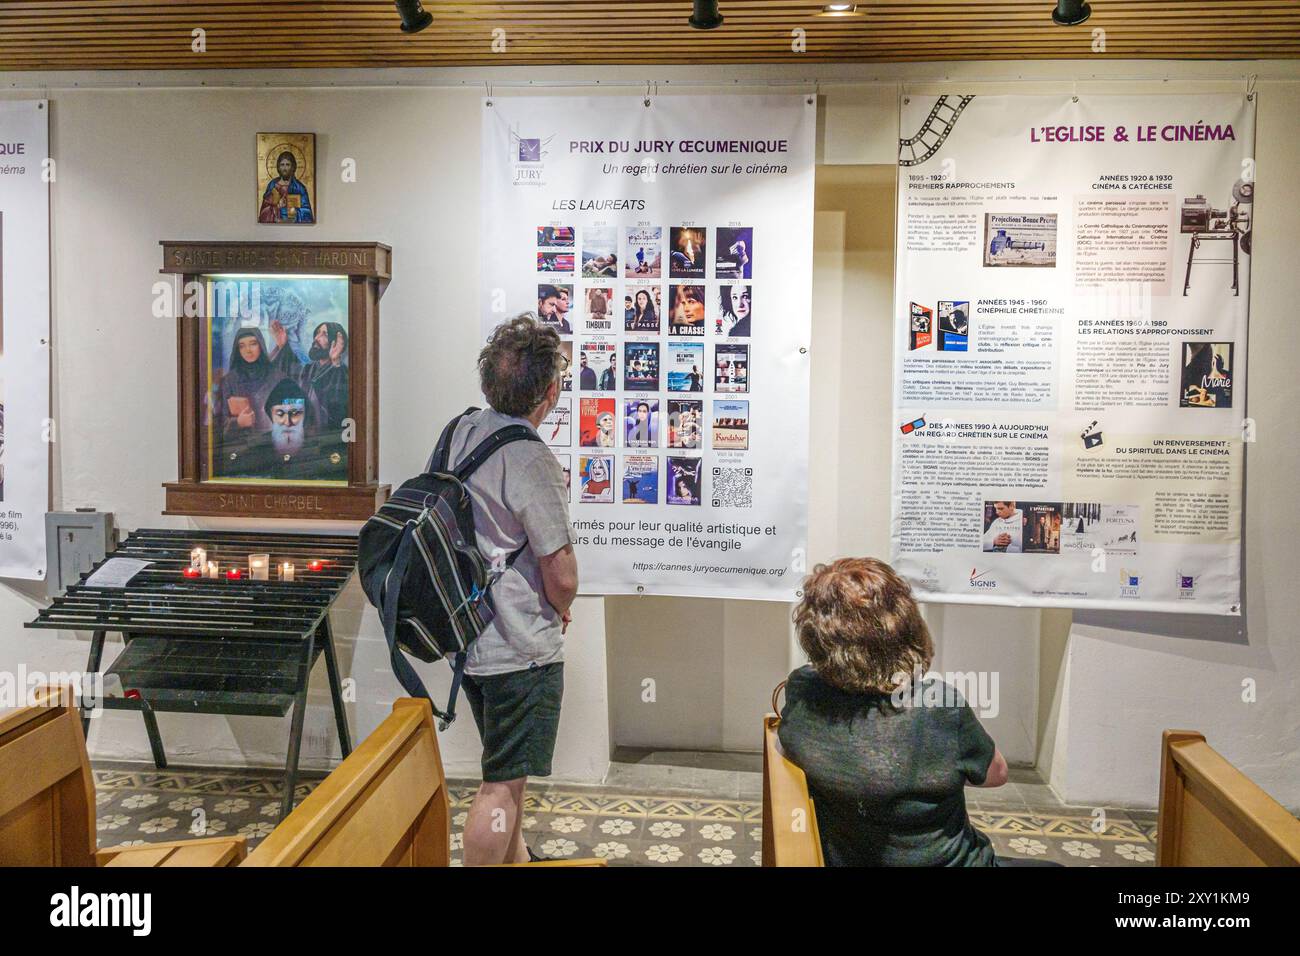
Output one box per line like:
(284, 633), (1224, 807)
(535, 223), (754, 508)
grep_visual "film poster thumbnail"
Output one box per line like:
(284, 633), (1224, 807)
(579, 397), (617, 448)
(1180, 341), (1233, 408)
(541, 398), (571, 447)
(625, 285), (662, 334)
(981, 500), (1062, 554)
(625, 226), (662, 278)
(537, 283), (573, 334)
(669, 226), (707, 279)
(554, 453), (572, 499)
(624, 341), (661, 392)
(715, 343), (749, 393)
(579, 454), (615, 503)
(712, 399), (749, 451)
(584, 287), (616, 333)
(716, 285), (751, 337)
(909, 302), (933, 351)
(625, 398), (660, 448)
(581, 226), (618, 277)
(937, 300), (969, 352)
(622, 455), (659, 505)
(578, 339), (618, 392)
(666, 342), (705, 392)
(715, 227), (753, 280)
(983, 213), (1058, 268)
(537, 251), (574, 273)
(560, 341), (573, 391)
(669, 284), (707, 336)
(1059, 503), (1139, 556)
(667, 456), (703, 506)
(667, 399), (704, 449)
(537, 226), (575, 248)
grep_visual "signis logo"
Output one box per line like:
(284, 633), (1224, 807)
(1177, 571), (1196, 599)
(969, 567), (997, 589)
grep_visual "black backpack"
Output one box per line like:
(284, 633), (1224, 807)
(358, 407), (542, 728)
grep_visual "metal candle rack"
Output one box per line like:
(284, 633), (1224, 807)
(26, 528), (360, 820)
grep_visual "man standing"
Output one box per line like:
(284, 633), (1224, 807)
(554, 287), (573, 334)
(271, 319), (349, 429)
(578, 351), (597, 391)
(599, 353), (617, 392)
(454, 314), (578, 866)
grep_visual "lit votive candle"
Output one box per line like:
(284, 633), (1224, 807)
(249, 553), (270, 581)
(182, 566), (202, 579)
(226, 568), (242, 581)
(307, 559), (324, 572)
(190, 547), (207, 570)
(280, 562), (295, 582)
(206, 561), (219, 579)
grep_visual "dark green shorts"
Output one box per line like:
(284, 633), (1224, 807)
(462, 662), (564, 782)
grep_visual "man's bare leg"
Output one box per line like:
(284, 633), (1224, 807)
(463, 777), (528, 866)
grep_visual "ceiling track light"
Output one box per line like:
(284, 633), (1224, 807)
(1051, 0), (1092, 26)
(395, 0), (433, 34)
(688, 0), (724, 30)
(820, 3), (860, 15)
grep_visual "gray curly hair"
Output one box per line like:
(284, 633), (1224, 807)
(478, 314), (565, 417)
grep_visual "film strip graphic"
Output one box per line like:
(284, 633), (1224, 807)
(898, 95), (975, 167)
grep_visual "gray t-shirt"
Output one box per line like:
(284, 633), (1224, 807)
(447, 407), (574, 676)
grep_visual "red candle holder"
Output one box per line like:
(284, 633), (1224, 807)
(225, 568), (243, 580)
(307, 560), (325, 572)
(182, 566), (202, 579)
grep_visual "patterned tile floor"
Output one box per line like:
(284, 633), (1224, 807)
(92, 761), (1157, 866)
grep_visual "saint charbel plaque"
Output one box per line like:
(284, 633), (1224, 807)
(161, 241), (391, 520)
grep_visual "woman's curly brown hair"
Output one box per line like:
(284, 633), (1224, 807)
(793, 558), (933, 694)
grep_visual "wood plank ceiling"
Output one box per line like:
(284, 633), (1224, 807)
(0, 1), (1296, 71)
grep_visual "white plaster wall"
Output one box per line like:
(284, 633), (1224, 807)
(0, 60), (1294, 801)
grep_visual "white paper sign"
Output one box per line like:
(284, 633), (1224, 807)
(84, 558), (151, 588)
(0, 101), (51, 580)
(481, 95), (815, 600)
(891, 93), (1252, 615)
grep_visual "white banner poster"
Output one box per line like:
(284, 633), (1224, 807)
(0, 101), (50, 581)
(891, 94), (1253, 615)
(482, 95), (814, 600)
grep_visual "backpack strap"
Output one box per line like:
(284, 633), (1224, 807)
(453, 424), (543, 482)
(425, 406), (481, 475)
(377, 517), (466, 729)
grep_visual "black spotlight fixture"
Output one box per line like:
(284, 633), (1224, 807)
(1051, 0), (1092, 26)
(689, 0), (724, 30)
(395, 0), (434, 34)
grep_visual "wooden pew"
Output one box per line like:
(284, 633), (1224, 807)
(1157, 730), (1300, 867)
(244, 698), (604, 867)
(761, 713), (824, 867)
(0, 686), (246, 867)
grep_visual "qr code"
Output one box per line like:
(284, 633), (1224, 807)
(711, 466), (753, 508)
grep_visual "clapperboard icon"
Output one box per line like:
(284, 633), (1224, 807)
(1081, 421), (1103, 449)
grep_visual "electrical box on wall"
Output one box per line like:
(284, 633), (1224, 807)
(44, 510), (116, 597)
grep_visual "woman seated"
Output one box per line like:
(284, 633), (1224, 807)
(779, 557), (1011, 867)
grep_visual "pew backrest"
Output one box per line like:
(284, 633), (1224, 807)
(243, 698), (450, 866)
(0, 687), (97, 867)
(1157, 730), (1300, 867)
(761, 714), (824, 867)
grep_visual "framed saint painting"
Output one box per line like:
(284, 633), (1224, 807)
(256, 133), (317, 225)
(160, 240), (391, 520)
